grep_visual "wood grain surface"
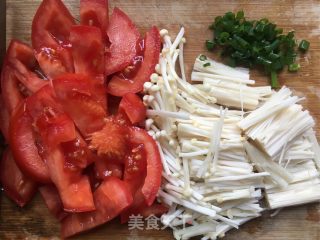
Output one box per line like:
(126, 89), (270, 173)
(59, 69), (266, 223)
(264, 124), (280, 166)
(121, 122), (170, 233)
(3, 0), (320, 239)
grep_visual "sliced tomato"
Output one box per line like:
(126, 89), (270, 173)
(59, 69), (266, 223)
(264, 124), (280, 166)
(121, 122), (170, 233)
(119, 93), (146, 125)
(0, 96), (10, 141)
(0, 148), (37, 207)
(1, 64), (23, 114)
(80, 0), (109, 37)
(89, 118), (128, 160)
(1, 40), (47, 114)
(70, 26), (105, 76)
(26, 85), (95, 212)
(9, 101), (51, 183)
(139, 202), (168, 218)
(129, 127), (162, 206)
(61, 133), (95, 169)
(121, 189), (168, 223)
(123, 143), (147, 195)
(107, 26), (160, 96)
(32, 0), (75, 78)
(94, 157), (123, 179)
(104, 8), (140, 76)
(53, 73), (107, 136)
(39, 185), (68, 221)
(61, 176), (133, 238)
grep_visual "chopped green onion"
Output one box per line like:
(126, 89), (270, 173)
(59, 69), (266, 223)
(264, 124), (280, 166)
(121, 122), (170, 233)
(199, 55), (207, 61)
(288, 63), (300, 72)
(270, 71), (279, 89)
(205, 40), (215, 51)
(203, 62), (211, 67)
(299, 40), (310, 52)
(206, 11), (309, 87)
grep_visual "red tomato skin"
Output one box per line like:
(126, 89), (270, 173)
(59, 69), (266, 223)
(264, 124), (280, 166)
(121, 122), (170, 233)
(0, 96), (10, 141)
(107, 26), (161, 96)
(70, 25), (105, 76)
(105, 7), (140, 76)
(80, 0), (109, 37)
(39, 185), (68, 221)
(61, 177), (133, 238)
(119, 92), (146, 125)
(129, 127), (162, 206)
(9, 101), (51, 183)
(1, 40), (46, 114)
(32, 0), (75, 78)
(0, 149), (37, 207)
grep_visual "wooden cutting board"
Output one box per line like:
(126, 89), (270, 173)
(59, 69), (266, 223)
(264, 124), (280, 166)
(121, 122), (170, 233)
(2, 0), (320, 239)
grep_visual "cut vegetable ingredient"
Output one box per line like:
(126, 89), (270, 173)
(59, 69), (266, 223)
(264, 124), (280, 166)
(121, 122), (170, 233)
(105, 7), (140, 76)
(206, 11), (310, 88)
(146, 28), (320, 240)
(70, 25), (105, 76)
(80, 0), (109, 37)
(61, 177), (133, 238)
(119, 93), (146, 124)
(0, 149), (37, 207)
(32, 0), (75, 78)
(107, 26), (161, 96)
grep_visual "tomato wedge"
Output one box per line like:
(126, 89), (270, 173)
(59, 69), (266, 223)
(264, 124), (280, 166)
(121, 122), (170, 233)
(32, 0), (75, 78)
(80, 0), (109, 37)
(39, 185), (68, 221)
(0, 148), (37, 207)
(1, 40), (47, 114)
(107, 26), (160, 96)
(129, 127), (162, 206)
(9, 101), (51, 183)
(0, 96), (10, 141)
(119, 92), (146, 125)
(70, 26), (105, 76)
(61, 177), (133, 238)
(53, 73), (107, 136)
(105, 8), (140, 76)
(121, 190), (168, 223)
(26, 85), (95, 212)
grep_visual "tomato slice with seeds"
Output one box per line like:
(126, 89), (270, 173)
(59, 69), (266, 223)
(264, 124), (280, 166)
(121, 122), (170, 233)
(119, 92), (146, 125)
(94, 157), (123, 179)
(0, 148), (37, 207)
(128, 127), (162, 206)
(61, 176), (133, 238)
(70, 25), (105, 76)
(105, 7), (140, 76)
(9, 101), (51, 183)
(107, 26), (161, 96)
(32, 0), (75, 78)
(39, 185), (68, 221)
(80, 0), (109, 37)
(53, 73), (107, 136)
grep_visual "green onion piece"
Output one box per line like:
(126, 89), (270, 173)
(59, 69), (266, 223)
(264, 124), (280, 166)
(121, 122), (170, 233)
(270, 71), (279, 89)
(270, 71), (279, 88)
(236, 10), (244, 20)
(206, 40), (215, 51)
(288, 63), (300, 72)
(199, 55), (207, 61)
(203, 62), (211, 67)
(299, 40), (310, 51)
